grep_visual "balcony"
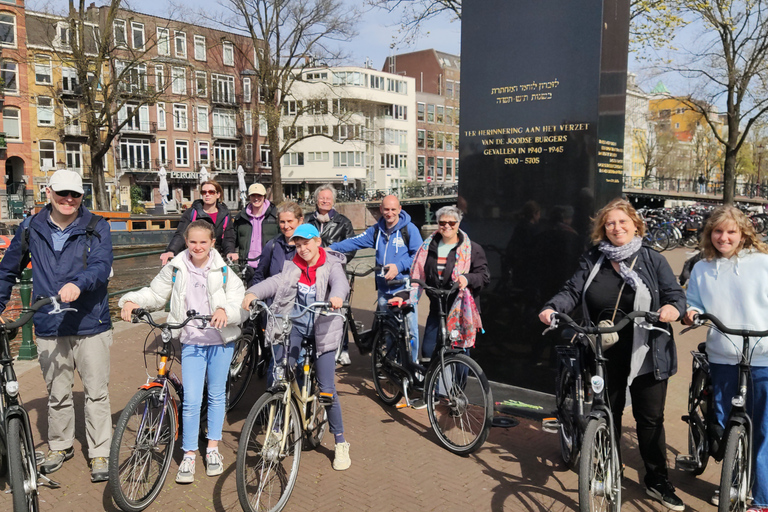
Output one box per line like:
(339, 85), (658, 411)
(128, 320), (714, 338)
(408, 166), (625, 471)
(211, 90), (241, 107)
(60, 123), (88, 140)
(212, 159), (239, 173)
(116, 159), (153, 172)
(212, 125), (241, 141)
(154, 158), (172, 170)
(118, 83), (156, 99)
(116, 119), (157, 137)
(58, 80), (83, 97)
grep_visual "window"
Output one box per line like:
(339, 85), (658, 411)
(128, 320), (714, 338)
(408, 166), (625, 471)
(194, 35), (206, 61)
(157, 102), (166, 130)
(446, 107), (453, 126)
(386, 78), (407, 94)
(370, 75), (384, 90)
(283, 100), (299, 115)
(131, 22), (145, 49)
(62, 67), (78, 93)
(158, 139), (168, 165)
(197, 105), (209, 132)
(40, 140), (56, 170)
(57, 22), (71, 47)
(436, 106), (444, 124)
(0, 14), (15, 46)
(436, 132), (444, 150)
(308, 99), (328, 115)
(307, 152), (329, 162)
(332, 151), (365, 167)
(195, 71), (207, 97)
(454, 82), (460, 98)
(35, 55), (52, 84)
(63, 100), (80, 135)
(66, 143), (82, 172)
(282, 152), (304, 166)
(382, 104), (407, 120)
(427, 131), (434, 149)
(112, 19), (127, 47)
(157, 27), (169, 55)
(305, 71), (327, 81)
(427, 104), (435, 123)
(174, 31), (186, 58)
(214, 143), (237, 171)
(175, 140), (189, 166)
(173, 103), (188, 130)
(306, 125), (328, 135)
(454, 158), (459, 177)
(446, 158), (453, 180)
(445, 133), (453, 151)
(171, 67), (186, 94)
(436, 158), (444, 179)
(119, 138), (151, 169)
(118, 102), (149, 132)
(115, 61), (147, 93)
(427, 156), (435, 177)
(212, 74), (236, 103)
(260, 145), (271, 167)
(454, 107), (460, 125)
(37, 96), (54, 126)
(244, 110), (252, 136)
(245, 144), (253, 166)
(222, 41), (234, 66)
(259, 117), (267, 135)
(198, 141), (209, 165)
(417, 130), (425, 149)
(4, 107), (21, 140)
(417, 156), (425, 179)
(155, 65), (164, 90)
(446, 80), (454, 98)
(243, 78), (251, 103)
(212, 109), (236, 138)
(417, 103), (425, 122)
(1, 60), (17, 93)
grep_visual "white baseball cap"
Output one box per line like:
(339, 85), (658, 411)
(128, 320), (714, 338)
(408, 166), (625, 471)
(48, 169), (84, 194)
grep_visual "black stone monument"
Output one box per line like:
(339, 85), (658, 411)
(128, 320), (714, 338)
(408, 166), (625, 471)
(459, 0), (630, 394)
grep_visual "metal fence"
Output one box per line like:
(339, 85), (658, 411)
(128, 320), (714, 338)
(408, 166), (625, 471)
(623, 176), (768, 200)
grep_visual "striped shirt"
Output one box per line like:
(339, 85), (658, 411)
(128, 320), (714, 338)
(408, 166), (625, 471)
(437, 240), (457, 279)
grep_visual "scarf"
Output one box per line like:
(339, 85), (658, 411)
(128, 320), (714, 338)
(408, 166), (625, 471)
(598, 236), (643, 290)
(410, 230), (483, 348)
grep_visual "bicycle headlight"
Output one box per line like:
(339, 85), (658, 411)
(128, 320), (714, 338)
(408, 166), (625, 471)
(274, 365), (285, 382)
(450, 329), (461, 342)
(590, 375), (605, 395)
(732, 395), (745, 408)
(5, 380), (19, 397)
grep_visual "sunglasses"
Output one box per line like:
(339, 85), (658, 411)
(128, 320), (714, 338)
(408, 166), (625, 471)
(201, 189), (218, 195)
(54, 190), (82, 199)
(438, 220), (458, 227)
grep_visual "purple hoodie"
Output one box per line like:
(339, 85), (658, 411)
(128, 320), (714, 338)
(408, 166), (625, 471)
(247, 199), (271, 267)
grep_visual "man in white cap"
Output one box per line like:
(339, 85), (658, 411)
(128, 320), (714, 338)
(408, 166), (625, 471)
(230, 182), (278, 284)
(0, 169), (114, 482)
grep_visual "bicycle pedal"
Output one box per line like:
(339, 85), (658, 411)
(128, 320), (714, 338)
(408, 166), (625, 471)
(541, 417), (561, 434)
(674, 454), (701, 472)
(318, 392), (334, 406)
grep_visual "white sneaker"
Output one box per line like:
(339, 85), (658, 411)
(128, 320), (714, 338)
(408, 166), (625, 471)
(338, 350), (351, 366)
(176, 456), (195, 484)
(333, 442), (351, 471)
(205, 450), (224, 476)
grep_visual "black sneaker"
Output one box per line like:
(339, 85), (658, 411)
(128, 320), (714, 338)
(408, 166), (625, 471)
(646, 479), (685, 511)
(40, 447), (75, 474)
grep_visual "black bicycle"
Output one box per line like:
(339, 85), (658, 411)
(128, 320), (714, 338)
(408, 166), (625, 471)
(339, 265), (378, 359)
(1, 296), (67, 511)
(543, 310), (665, 512)
(676, 312), (766, 512)
(371, 277), (494, 455)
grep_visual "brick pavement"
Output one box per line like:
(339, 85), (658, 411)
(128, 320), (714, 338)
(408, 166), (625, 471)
(1, 249), (723, 511)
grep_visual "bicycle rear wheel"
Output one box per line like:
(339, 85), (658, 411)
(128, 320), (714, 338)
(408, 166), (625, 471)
(236, 392), (303, 512)
(425, 354), (493, 455)
(579, 417), (621, 512)
(556, 365), (579, 469)
(7, 416), (39, 512)
(718, 424), (750, 512)
(109, 387), (177, 512)
(370, 324), (403, 406)
(228, 334), (257, 411)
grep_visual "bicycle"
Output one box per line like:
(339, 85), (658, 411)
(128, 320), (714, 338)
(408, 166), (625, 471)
(335, 265), (378, 362)
(543, 310), (665, 512)
(675, 312), (767, 512)
(236, 299), (345, 512)
(370, 277), (494, 455)
(0, 296), (67, 512)
(108, 309), (213, 512)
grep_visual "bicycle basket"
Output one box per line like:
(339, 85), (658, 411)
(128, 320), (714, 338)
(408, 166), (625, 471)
(356, 328), (374, 355)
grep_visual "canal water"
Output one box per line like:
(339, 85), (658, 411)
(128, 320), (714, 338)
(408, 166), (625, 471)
(109, 247), (166, 319)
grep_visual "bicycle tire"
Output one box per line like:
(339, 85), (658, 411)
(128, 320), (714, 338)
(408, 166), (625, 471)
(303, 370), (328, 450)
(687, 367), (710, 476)
(228, 334), (257, 411)
(579, 417), (621, 512)
(8, 416), (39, 512)
(556, 365), (579, 469)
(109, 387), (177, 512)
(236, 392), (303, 512)
(425, 354), (493, 455)
(718, 424), (750, 512)
(370, 323), (403, 406)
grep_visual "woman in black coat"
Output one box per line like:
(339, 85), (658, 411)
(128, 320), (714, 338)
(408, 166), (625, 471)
(538, 198), (686, 511)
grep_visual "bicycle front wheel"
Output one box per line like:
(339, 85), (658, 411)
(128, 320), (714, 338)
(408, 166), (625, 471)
(718, 424), (750, 512)
(579, 417), (621, 512)
(228, 334), (257, 411)
(236, 392), (303, 512)
(556, 365), (579, 469)
(7, 416), (39, 512)
(425, 354), (493, 455)
(303, 372), (328, 450)
(370, 323), (403, 406)
(109, 387), (177, 512)
(687, 367), (710, 475)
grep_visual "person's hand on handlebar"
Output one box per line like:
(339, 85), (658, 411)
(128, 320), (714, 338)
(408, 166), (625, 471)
(59, 283), (81, 303)
(383, 264), (398, 281)
(328, 297), (343, 310)
(210, 307), (228, 329)
(539, 308), (556, 325)
(682, 309), (700, 326)
(657, 304), (680, 323)
(160, 251), (174, 266)
(242, 293), (257, 310)
(121, 301), (140, 322)
(457, 275), (468, 290)
(227, 253), (239, 262)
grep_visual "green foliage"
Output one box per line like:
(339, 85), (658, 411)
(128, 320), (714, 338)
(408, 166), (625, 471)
(129, 186), (146, 214)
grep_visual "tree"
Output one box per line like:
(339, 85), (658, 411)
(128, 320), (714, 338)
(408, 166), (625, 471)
(632, 123), (678, 182)
(37, 0), (183, 210)
(671, 0), (768, 205)
(216, 0), (357, 203)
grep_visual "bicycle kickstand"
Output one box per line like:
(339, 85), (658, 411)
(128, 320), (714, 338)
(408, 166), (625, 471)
(397, 380), (412, 409)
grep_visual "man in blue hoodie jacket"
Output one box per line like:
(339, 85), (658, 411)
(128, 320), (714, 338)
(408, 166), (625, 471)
(0, 169), (113, 483)
(330, 195), (423, 362)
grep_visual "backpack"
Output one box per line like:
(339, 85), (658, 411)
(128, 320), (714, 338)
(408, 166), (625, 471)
(18, 213), (103, 274)
(373, 225), (411, 250)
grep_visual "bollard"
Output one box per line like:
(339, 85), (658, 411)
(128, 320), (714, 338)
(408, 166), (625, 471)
(17, 267), (37, 360)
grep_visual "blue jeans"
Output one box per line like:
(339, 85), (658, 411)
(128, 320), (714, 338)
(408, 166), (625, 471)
(180, 342), (234, 453)
(711, 362), (768, 506)
(378, 293), (419, 364)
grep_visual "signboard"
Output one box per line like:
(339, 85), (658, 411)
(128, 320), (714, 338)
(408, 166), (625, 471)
(170, 171), (200, 180)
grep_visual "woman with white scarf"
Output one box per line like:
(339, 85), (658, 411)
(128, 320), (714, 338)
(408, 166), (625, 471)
(539, 198), (686, 512)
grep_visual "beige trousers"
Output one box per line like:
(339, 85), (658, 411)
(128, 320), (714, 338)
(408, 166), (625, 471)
(36, 330), (113, 459)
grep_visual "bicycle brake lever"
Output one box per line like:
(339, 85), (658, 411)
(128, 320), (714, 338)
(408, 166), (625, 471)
(637, 320), (671, 336)
(541, 317), (558, 336)
(48, 297), (78, 315)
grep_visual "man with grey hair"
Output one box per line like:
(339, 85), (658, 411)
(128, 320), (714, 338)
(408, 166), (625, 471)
(305, 184), (356, 364)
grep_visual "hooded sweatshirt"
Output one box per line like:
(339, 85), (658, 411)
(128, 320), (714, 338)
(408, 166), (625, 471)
(329, 210), (422, 294)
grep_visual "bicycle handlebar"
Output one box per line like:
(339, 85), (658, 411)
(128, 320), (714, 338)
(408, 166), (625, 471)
(548, 310), (662, 335)
(346, 266), (377, 277)
(0, 295), (69, 330)
(131, 309), (213, 330)
(388, 277), (461, 297)
(692, 312), (768, 338)
(249, 300), (349, 320)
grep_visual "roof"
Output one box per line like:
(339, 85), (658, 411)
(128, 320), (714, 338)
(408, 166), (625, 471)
(651, 81), (670, 94)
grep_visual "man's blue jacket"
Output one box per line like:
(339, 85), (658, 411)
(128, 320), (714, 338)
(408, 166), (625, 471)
(0, 205), (113, 337)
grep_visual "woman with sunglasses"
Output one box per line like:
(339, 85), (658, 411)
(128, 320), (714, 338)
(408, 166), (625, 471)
(410, 205), (489, 362)
(160, 180), (236, 266)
